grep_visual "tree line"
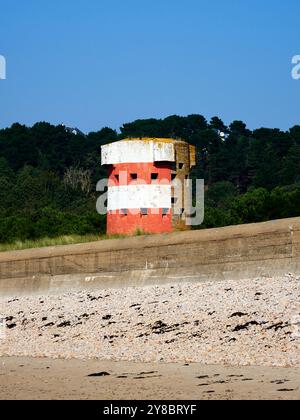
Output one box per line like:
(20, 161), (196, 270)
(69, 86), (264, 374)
(1, 115), (300, 243)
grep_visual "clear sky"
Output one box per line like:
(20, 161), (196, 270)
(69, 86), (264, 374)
(1, 0), (300, 133)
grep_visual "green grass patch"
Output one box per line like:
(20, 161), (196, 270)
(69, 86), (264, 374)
(0, 231), (148, 253)
(0, 234), (102, 252)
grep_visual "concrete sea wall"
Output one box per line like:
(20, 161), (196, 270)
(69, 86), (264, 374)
(1, 217), (300, 296)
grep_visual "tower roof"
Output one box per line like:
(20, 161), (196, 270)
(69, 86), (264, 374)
(122, 137), (188, 144)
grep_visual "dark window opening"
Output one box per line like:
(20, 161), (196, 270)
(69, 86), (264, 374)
(171, 197), (178, 205)
(178, 163), (184, 170)
(115, 174), (119, 182)
(151, 173), (159, 181)
(170, 162), (176, 171)
(141, 208), (148, 216)
(131, 173), (138, 180)
(171, 174), (177, 181)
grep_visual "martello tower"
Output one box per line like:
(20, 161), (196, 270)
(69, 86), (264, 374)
(101, 138), (196, 235)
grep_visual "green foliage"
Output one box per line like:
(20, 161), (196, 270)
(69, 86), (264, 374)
(230, 188), (271, 223)
(1, 115), (300, 248)
(206, 181), (238, 208)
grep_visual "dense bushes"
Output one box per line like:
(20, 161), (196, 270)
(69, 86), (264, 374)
(1, 115), (300, 243)
(0, 209), (106, 243)
(200, 183), (300, 229)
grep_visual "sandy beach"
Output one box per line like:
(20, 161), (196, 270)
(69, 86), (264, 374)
(0, 356), (299, 400)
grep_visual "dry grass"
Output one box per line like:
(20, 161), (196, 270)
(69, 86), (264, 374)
(0, 235), (102, 252)
(0, 230), (148, 253)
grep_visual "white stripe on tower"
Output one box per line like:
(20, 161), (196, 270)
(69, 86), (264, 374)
(107, 185), (172, 211)
(101, 140), (175, 164)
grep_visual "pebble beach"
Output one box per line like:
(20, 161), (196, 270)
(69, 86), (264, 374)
(0, 275), (299, 368)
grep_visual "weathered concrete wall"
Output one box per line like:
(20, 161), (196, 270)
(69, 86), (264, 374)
(101, 139), (175, 165)
(1, 217), (300, 297)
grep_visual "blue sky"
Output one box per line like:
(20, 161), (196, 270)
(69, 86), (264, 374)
(0, 0), (300, 132)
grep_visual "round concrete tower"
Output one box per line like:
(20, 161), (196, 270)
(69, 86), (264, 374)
(101, 138), (196, 235)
